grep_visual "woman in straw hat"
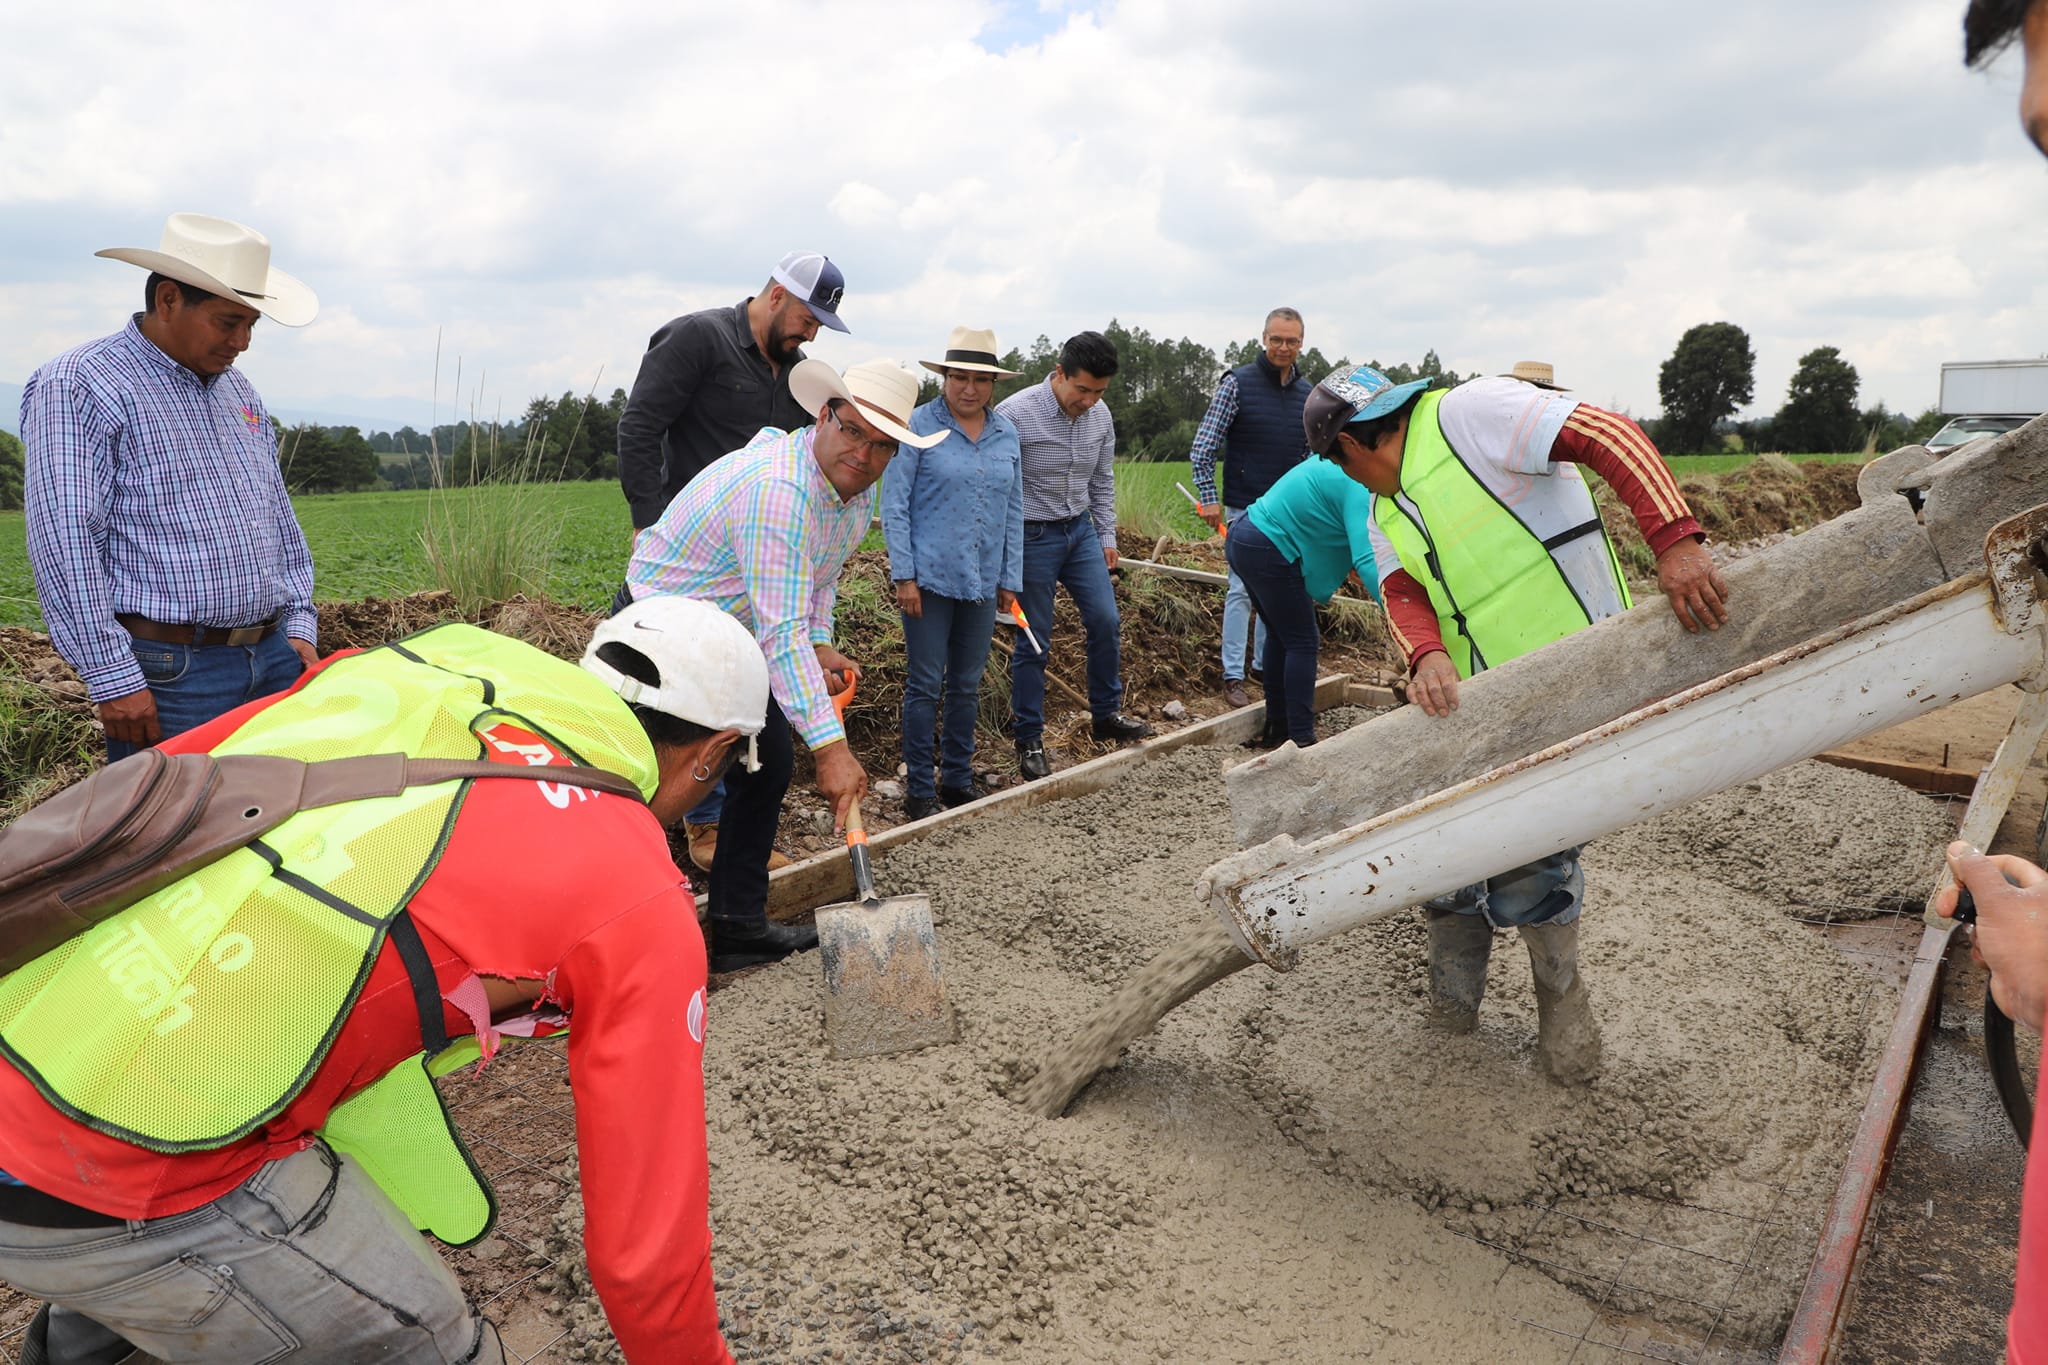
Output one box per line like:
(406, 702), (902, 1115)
(879, 327), (1025, 821)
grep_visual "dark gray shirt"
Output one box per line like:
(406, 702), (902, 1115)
(617, 299), (809, 529)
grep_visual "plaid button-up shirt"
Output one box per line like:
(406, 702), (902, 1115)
(21, 316), (316, 703)
(625, 424), (871, 749)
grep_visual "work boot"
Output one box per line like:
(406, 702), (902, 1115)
(1426, 908), (1493, 1033)
(683, 822), (792, 872)
(1223, 679), (1251, 709)
(903, 793), (942, 821)
(1017, 742), (1051, 780)
(1519, 919), (1603, 1085)
(1092, 712), (1154, 742)
(709, 919), (820, 973)
(938, 781), (985, 809)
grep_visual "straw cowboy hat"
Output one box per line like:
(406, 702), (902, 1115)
(1503, 360), (1564, 390)
(97, 213), (319, 327)
(790, 357), (946, 449)
(919, 326), (1021, 379)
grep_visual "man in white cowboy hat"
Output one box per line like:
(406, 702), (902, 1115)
(21, 212), (321, 761)
(616, 249), (849, 875)
(628, 357), (944, 971)
(879, 326), (1025, 820)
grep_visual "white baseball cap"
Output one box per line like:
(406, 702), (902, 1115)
(582, 596), (769, 771)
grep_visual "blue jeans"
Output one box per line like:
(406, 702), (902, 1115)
(110, 632), (305, 762)
(1426, 848), (1585, 928)
(1225, 519), (1319, 746)
(1221, 506), (1266, 681)
(901, 592), (1000, 800)
(0, 1142), (501, 1364)
(1011, 515), (1123, 743)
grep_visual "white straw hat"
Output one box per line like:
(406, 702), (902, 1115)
(789, 357), (946, 449)
(920, 326), (1021, 378)
(97, 213), (318, 327)
(1502, 360), (1564, 390)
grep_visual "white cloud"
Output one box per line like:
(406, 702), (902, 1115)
(2, 0), (2045, 432)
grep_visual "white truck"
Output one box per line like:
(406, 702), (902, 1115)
(1931, 358), (2048, 452)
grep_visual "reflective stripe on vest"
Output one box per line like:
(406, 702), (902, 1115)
(0, 624), (654, 1242)
(1373, 389), (1632, 678)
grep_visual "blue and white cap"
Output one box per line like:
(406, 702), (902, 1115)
(1303, 364), (1433, 455)
(771, 250), (849, 333)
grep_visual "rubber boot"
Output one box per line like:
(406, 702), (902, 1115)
(1519, 919), (1602, 1085)
(1425, 909), (1493, 1033)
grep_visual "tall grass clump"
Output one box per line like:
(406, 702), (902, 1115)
(0, 678), (97, 819)
(416, 350), (605, 613)
(1114, 471), (1204, 543)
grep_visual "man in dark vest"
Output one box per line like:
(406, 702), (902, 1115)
(1188, 308), (1314, 709)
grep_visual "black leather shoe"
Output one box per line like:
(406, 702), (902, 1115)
(1092, 712), (1155, 742)
(939, 782), (984, 809)
(709, 919), (819, 973)
(903, 794), (943, 821)
(1017, 743), (1051, 780)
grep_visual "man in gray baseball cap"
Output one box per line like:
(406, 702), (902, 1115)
(615, 249), (850, 873)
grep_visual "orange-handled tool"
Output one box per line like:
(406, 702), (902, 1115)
(829, 669), (858, 719)
(1007, 601), (1043, 655)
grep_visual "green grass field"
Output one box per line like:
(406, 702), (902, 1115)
(0, 450), (1862, 633)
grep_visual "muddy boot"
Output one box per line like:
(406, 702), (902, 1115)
(1425, 909), (1493, 1033)
(1519, 919), (1602, 1084)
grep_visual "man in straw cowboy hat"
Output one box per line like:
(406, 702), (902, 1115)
(880, 327), (1025, 821)
(1304, 360), (1729, 1084)
(629, 357), (945, 971)
(1188, 306), (1316, 709)
(617, 249), (850, 875)
(22, 213), (322, 760)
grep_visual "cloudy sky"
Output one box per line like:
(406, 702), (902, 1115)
(3, 0), (2043, 434)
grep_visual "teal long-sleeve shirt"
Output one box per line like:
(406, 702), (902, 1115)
(1243, 457), (1380, 604)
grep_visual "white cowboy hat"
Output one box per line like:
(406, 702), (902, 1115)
(1503, 360), (1564, 390)
(789, 357), (946, 449)
(919, 326), (1021, 379)
(97, 213), (318, 328)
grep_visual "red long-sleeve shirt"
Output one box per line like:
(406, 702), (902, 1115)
(1381, 404), (1703, 670)
(0, 656), (731, 1364)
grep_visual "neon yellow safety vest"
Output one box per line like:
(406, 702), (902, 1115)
(0, 623), (657, 1244)
(1373, 389), (1632, 679)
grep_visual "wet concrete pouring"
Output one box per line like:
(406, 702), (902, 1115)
(518, 724), (1957, 1362)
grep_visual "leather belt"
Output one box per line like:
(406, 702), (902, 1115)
(0, 1181), (122, 1229)
(117, 613), (280, 647)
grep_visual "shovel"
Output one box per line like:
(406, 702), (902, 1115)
(815, 806), (958, 1059)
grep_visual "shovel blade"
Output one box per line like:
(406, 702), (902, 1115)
(816, 893), (957, 1060)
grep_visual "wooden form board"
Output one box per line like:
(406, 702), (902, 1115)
(768, 673), (1354, 920)
(1811, 750), (1981, 797)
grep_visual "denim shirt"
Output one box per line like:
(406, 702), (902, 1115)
(879, 397), (1023, 602)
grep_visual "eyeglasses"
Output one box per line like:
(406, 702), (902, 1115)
(826, 405), (899, 459)
(1265, 336), (1304, 348)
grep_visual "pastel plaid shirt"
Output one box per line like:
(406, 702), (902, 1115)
(21, 317), (317, 703)
(625, 424), (870, 749)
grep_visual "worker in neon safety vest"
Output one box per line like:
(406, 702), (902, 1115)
(0, 595), (762, 1364)
(1303, 361), (1731, 1084)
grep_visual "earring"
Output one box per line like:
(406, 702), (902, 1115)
(692, 763), (713, 782)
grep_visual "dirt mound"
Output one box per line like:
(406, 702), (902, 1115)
(1598, 456), (1866, 581)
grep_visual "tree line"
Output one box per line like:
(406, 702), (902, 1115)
(0, 316), (1951, 508)
(1655, 321), (1945, 456)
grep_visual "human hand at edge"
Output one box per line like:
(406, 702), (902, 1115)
(815, 642), (861, 685)
(1408, 651), (1460, 718)
(895, 580), (923, 619)
(1103, 545), (1120, 571)
(1197, 502), (1223, 532)
(1935, 842), (2048, 1032)
(98, 687), (160, 748)
(289, 638), (319, 672)
(997, 589), (1019, 616)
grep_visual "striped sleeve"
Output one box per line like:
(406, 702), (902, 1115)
(1555, 407), (1703, 556)
(1381, 568), (1445, 671)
